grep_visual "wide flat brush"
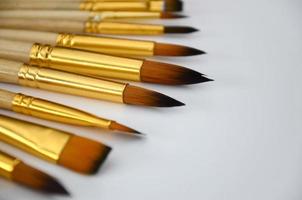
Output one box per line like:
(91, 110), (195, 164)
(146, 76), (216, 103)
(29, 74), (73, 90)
(0, 58), (184, 107)
(0, 114), (112, 174)
(0, 10), (185, 21)
(0, 18), (198, 35)
(0, 29), (203, 57)
(0, 150), (69, 195)
(0, 0), (183, 12)
(0, 88), (141, 135)
(0, 39), (210, 85)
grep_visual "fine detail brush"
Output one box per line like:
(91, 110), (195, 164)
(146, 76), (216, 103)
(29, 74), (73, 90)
(0, 29), (203, 57)
(0, 19), (198, 35)
(0, 39), (210, 85)
(0, 0), (183, 12)
(0, 150), (69, 195)
(0, 114), (112, 175)
(0, 10), (186, 21)
(0, 88), (141, 135)
(0, 59), (184, 107)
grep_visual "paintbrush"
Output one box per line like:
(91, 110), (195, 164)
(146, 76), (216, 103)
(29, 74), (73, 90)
(0, 150), (69, 195)
(0, 88), (141, 135)
(0, 18), (198, 35)
(0, 29), (202, 57)
(0, 10), (186, 21)
(0, 39), (210, 85)
(0, 59), (184, 107)
(0, 114), (112, 174)
(0, 0), (183, 12)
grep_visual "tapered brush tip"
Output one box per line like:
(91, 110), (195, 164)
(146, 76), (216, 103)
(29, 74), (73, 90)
(58, 136), (112, 175)
(164, 0), (183, 11)
(160, 12), (187, 19)
(141, 60), (211, 85)
(109, 121), (143, 136)
(154, 43), (206, 56)
(123, 85), (184, 107)
(12, 162), (69, 195)
(164, 26), (199, 34)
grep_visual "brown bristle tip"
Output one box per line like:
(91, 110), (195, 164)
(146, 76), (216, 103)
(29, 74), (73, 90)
(164, 26), (199, 34)
(58, 136), (112, 175)
(123, 85), (185, 107)
(12, 162), (69, 195)
(110, 121), (143, 136)
(141, 60), (210, 85)
(164, 0), (183, 11)
(154, 43), (206, 56)
(160, 12), (187, 19)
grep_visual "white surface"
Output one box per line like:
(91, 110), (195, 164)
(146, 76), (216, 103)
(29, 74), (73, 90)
(1, 0), (302, 199)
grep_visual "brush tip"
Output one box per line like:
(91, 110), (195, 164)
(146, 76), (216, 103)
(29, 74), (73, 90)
(164, 0), (183, 11)
(154, 43), (206, 56)
(109, 121), (143, 136)
(164, 26), (199, 34)
(161, 12), (187, 19)
(44, 178), (70, 196)
(90, 145), (112, 174)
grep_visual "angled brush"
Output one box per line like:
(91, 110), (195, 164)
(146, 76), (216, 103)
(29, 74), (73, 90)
(0, 58), (184, 107)
(0, 150), (69, 195)
(0, 39), (210, 85)
(0, 0), (183, 12)
(0, 88), (141, 135)
(0, 114), (112, 175)
(0, 10), (185, 21)
(0, 18), (198, 35)
(0, 29), (203, 57)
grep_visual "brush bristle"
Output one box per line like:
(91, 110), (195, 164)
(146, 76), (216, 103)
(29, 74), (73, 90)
(154, 43), (206, 56)
(109, 121), (142, 135)
(123, 85), (184, 107)
(12, 162), (69, 195)
(164, 26), (199, 34)
(58, 136), (112, 175)
(140, 60), (212, 85)
(164, 0), (183, 11)
(160, 12), (186, 19)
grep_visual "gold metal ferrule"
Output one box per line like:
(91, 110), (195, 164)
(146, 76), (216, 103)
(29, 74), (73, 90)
(0, 151), (21, 180)
(18, 64), (126, 103)
(89, 11), (161, 21)
(29, 43), (143, 81)
(56, 33), (155, 57)
(85, 21), (165, 35)
(11, 93), (112, 129)
(0, 115), (71, 163)
(80, 1), (164, 11)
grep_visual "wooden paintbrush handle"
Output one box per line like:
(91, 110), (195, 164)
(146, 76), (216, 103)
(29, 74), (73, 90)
(0, 89), (16, 110)
(0, 39), (32, 63)
(0, 59), (22, 84)
(0, 19), (84, 33)
(0, 1), (80, 10)
(0, 29), (58, 46)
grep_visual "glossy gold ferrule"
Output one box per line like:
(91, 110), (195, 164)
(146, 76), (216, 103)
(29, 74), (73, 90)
(89, 11), (161, 21)
(18, 64), (126, 103)
(0, 151), (21, 180)
(29, 43), (143, 81)
(0, 115), (71, 163)
(56, 33), (155, 57)
(11, 93), (112, 129)
(80, 1), (163, 11)
(85, 21), (165, 35)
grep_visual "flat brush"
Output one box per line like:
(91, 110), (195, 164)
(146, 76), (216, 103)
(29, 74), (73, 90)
(0, 114), (112, 174)
(0, 39), (209, 85)
(0, 0), (183, 12)
(0, 59), (184, 107)
(0, 10), (185, 21)
(0, 88), (141, 135)
(0, 29), (202, 57)
(0, 150), (69, 195)
(0, 18), (198, 35)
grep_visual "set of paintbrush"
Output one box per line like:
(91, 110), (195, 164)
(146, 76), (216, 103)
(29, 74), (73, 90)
(0, 0), (211, 196)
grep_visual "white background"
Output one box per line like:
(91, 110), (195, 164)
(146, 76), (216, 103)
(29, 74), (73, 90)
(0, 0), (302, 199)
